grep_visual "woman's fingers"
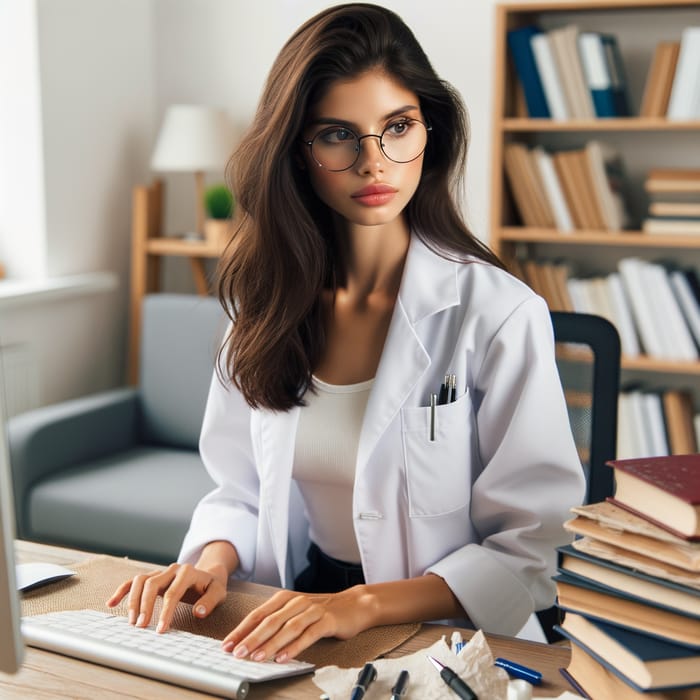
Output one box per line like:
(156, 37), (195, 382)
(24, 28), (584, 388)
(105, 563), (226, 631)
(221, 591), (361, 662)
(157, 565), (226, 633)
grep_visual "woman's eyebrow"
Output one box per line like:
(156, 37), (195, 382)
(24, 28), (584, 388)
(308, 104), (420, 128)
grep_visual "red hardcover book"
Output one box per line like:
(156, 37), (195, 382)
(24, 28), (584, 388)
(607, 455), (700, 541)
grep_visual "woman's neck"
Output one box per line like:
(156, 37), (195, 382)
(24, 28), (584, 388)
(333, 216), (411, 304)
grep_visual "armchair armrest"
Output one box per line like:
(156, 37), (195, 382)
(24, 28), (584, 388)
(7, 387), (139, 536)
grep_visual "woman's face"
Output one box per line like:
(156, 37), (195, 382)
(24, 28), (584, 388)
(300, 69), (426, 229)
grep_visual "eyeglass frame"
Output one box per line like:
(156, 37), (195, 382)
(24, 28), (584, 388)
(301, 118), (432, 172)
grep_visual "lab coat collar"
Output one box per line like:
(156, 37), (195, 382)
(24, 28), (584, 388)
(398, 235), (461, 323)
(356, 234), (461, 473)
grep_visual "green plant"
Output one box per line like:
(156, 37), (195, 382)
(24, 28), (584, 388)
(204, 184), (234, 220)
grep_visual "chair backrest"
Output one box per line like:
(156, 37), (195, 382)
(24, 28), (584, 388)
(139, 294), (226, 449)
(550, 311), (621, 505)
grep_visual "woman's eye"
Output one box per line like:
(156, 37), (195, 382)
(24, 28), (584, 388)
(386, 120), (411, 137)
(319, 128), (355, 144)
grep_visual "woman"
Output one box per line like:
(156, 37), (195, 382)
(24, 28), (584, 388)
(109, 3), (584, 663)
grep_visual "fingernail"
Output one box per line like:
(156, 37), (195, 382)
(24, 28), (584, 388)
(252, 650), (266, 662)
(233, 645), (248, 658)
(222, 641), (234, 653)
(275, 652), (289, 663)
(156, 620), (166, 633)
(195, 605), (206, 616)
(128, 610), (136, 625)
(136, 613), (146, 627)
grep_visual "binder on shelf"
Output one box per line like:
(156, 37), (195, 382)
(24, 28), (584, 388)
(601, 34), (631, 117)
(506, 25), (551, 118)
(578, 32), (618, 117)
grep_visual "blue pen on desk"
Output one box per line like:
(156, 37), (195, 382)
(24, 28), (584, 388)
(494, 657), (542, 685)
(350, 662), (377, 700)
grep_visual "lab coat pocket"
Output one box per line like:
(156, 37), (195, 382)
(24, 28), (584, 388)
(400, 389), (473, 517)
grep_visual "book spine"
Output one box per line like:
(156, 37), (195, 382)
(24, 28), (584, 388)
(578, 32), (617, 117)
(667, 27), (700, 120)
(530, 33), (570, 120)
(507, 26), (551, 118)
(602, 34), (631, 117)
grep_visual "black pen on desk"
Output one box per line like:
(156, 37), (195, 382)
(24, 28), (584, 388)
(390, 669), (409, 699)
(350, 662), (377, 700)
(427, 655), (477, 700)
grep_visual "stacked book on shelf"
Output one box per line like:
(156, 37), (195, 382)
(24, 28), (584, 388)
(555, 454), (700, 699)
(507, 25), (630, 119)
(643, 168), (700, 236)
(640, 27), (700, 120)
(503, 141), (631, 231)
(510, 256), (700, 362)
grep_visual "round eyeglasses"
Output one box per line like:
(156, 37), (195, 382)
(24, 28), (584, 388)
(302, 119), (431, 172)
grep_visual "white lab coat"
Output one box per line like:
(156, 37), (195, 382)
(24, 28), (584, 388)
(179, 235), (585, 635)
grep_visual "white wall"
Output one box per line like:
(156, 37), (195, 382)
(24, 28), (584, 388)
(0, 0), (155, 412)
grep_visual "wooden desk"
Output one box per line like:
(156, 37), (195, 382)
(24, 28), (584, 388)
(2, 541), (572, 699)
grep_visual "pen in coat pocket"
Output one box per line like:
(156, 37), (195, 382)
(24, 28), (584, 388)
(430, 393), (437, 441)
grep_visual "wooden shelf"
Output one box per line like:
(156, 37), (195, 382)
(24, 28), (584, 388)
(558, 345), (700, 374)
(145, 237), (220, 258)
(502, 118), (700, 132)
(490, 0), (700, 432)
(499, 228), (700, 248)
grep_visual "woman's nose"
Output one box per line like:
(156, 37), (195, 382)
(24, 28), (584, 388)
(355, 134), (386, 175)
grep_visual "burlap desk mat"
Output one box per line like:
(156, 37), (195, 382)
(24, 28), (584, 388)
(21, 555), (420, 668)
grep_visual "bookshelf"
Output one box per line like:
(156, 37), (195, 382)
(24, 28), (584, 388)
(490, 0), (700, 455)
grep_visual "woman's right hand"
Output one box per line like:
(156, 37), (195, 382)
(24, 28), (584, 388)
(106, 562), (228, 633)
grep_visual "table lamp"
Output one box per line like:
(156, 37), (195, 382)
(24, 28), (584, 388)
(150, 105), (236, 237)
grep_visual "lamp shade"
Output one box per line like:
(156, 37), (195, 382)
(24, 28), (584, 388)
(150, 105), (236, 173)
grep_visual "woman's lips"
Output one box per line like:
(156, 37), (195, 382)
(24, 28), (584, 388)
(351, 184), (397, 206)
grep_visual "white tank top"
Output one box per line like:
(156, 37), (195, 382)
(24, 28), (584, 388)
(292, 376), (373, 564)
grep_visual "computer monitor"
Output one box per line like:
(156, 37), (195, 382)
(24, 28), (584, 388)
(0, 365), (24, 673)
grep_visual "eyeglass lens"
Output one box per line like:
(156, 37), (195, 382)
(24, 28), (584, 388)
(310, 119), (429, 171)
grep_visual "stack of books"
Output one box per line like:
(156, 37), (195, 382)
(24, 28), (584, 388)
(554, 454), (700, 698)
(507, 25), (630, 119)
(643, 169), (700, 236)
(504, 141), (631, 232)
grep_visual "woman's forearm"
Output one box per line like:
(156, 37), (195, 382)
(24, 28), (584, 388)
(358, 573), (468, 628)
(195, 540), (240, 585)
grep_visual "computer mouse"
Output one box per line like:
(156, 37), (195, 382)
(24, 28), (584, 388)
(15, 562), (76, 592)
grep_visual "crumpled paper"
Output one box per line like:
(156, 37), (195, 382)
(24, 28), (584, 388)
(312, 629), (510, 699)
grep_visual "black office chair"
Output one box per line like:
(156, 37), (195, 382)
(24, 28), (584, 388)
(537, 311), (621, 643)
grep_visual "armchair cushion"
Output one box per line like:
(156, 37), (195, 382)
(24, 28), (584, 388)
(27, 446), (216, 564)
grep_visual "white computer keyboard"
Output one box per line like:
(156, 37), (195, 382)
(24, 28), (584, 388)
(22, 609), (315, 699)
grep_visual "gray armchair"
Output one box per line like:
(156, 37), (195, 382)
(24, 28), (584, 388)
(8, 294), (226, 564)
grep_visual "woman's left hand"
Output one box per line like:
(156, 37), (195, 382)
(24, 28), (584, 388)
(221, 585), (375, 662)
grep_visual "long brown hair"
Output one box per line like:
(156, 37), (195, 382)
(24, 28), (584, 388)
(218, 3), (503, 411)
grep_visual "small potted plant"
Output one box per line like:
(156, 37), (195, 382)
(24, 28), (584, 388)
(203, 183), (235, 249)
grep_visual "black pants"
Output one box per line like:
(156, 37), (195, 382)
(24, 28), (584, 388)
(294, 543), (365, 593)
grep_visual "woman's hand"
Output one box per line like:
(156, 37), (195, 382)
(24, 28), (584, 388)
(106, 562), (228, 633)
(221, 585), (376, 663)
